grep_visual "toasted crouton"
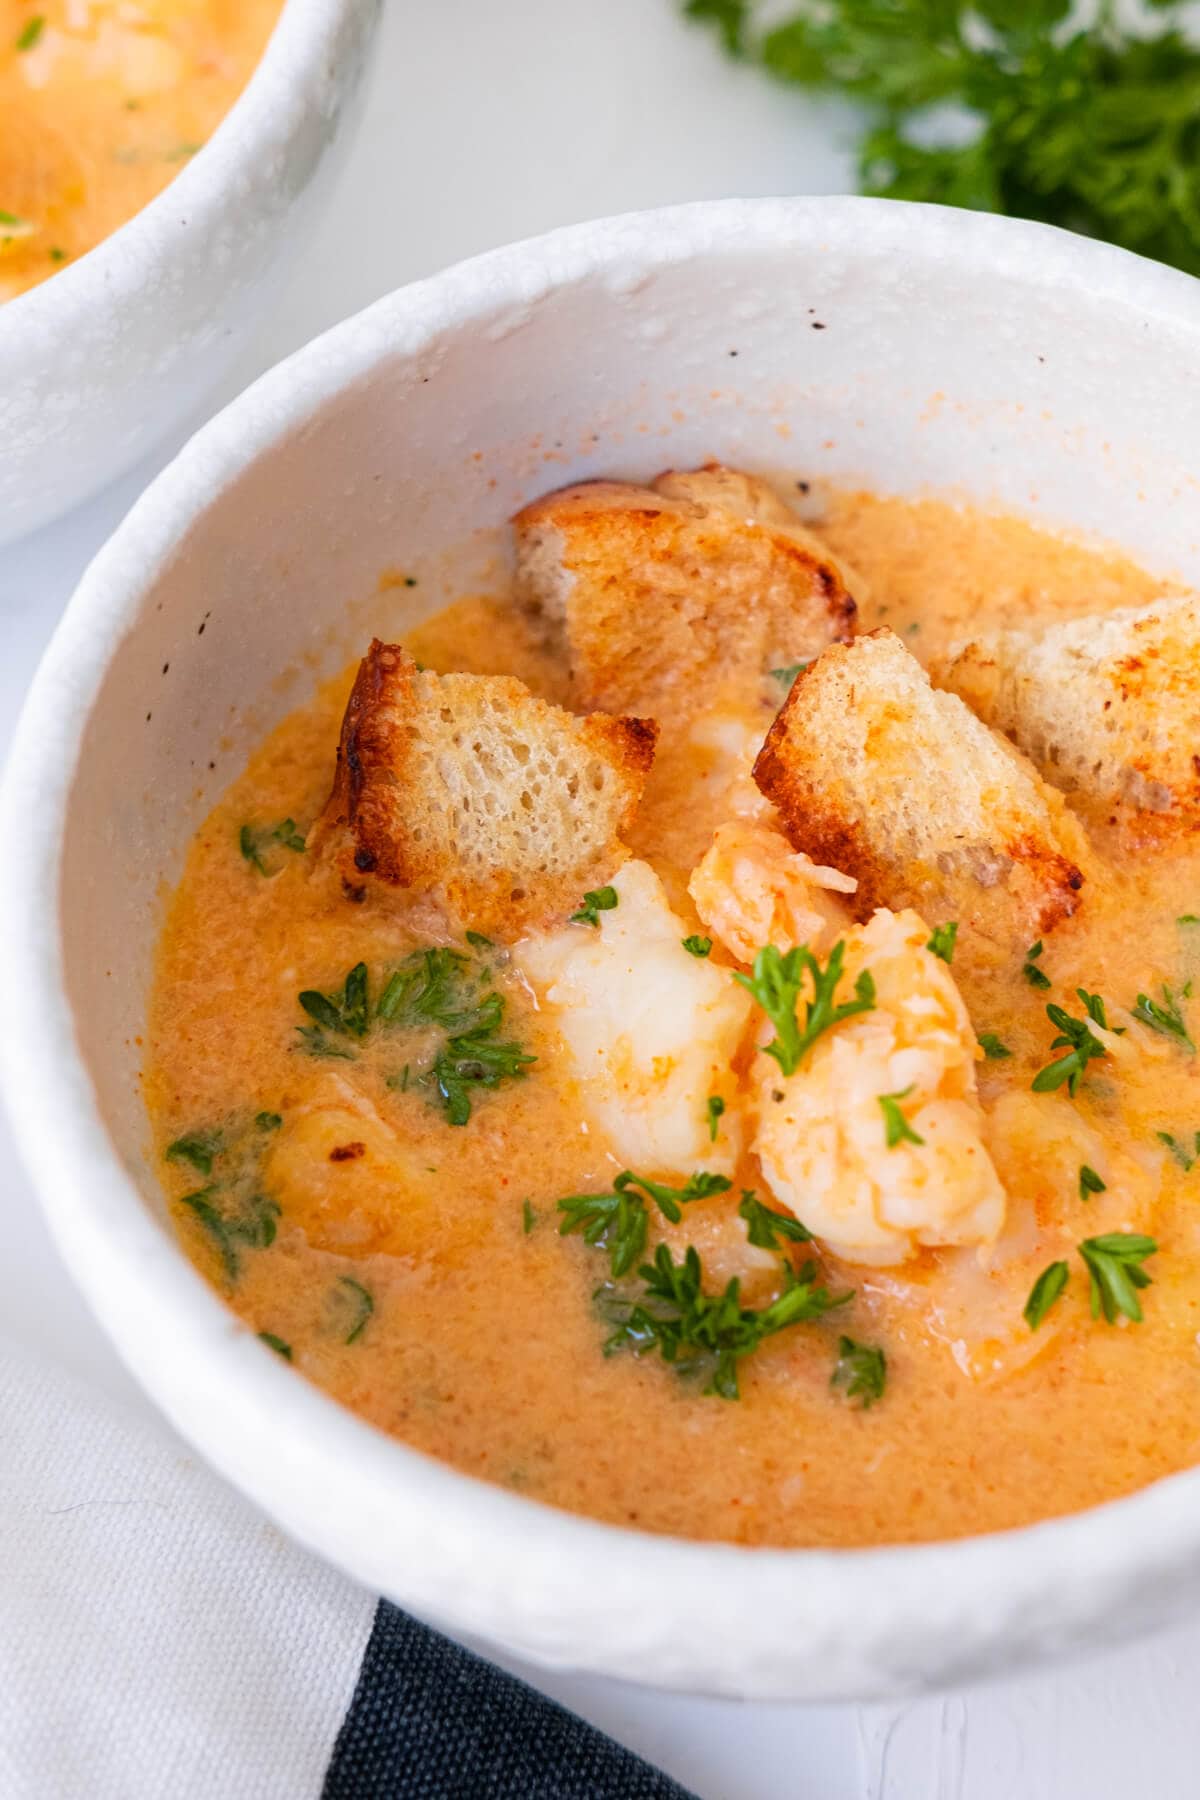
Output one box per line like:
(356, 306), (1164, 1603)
(317, 641), (657, 935)
(512, 463), (857, 718)
(753, 629), (1084, 937)
(931, 593), (1200, 829)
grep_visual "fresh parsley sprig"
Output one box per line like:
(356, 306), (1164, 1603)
(297, 962), (369, 1056)
(1079, 1233), (1157, 1325)
(926, 921), (958, 964)
(682, 1), (1200, 280)
(878, 1086), (924, 1149)
(735, 940), (875, 1077)
(1132, 983), (1195, 1053)
(1023, 1260), (1069, 1332)
(1031, 991), (1113, 1097)
(597, 1245), (851, 1400)
(557, 1169), (732, 1278)
(737, 1189), (812, 1251)
(831, 1335), (886, 1408)
(571, 885), (618, 928)
(239, 817), (306, 876)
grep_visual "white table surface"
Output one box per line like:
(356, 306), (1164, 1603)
(4, 3), (1200, 1794)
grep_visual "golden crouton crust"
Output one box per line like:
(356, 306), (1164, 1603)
(317, 640), (658, 934)
(512, 463), (857, 720)
(753, 629), (1084, 939)
(932, 593), (1200, 836)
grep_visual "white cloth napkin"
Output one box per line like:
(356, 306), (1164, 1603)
(0, 1338), (376, 1799)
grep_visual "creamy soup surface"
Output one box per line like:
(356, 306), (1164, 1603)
(146, 488), (1200, 1549)
(0, 0), (281, 301)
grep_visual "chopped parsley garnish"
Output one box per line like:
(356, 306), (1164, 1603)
(1031, 993), (1111, 1097)
(571, 885), (618, 927)
(181, 1188), (279, 1282)
(522, 1199), (537, 1235)
(1079, 1233), (1157, 1325)
(1023, 1261), (1069, 1332)
(735, 939), (875, 1077)
(557, 1169), (731, 1279)
(165, 1128), (223, 1177)
(432, 1024), (535, 1126)
(255, 1111), (282, 1133)
(978, 1033), (1012, 1061)
(374, 947), (534, 1124)
(706, 1094), (725, 1141)
(16, 15), (45, 50)
(831, 1335), (886, 1407)
(336, 1276), (374, 1344)
(1132, 983), (1195, 1053)
(878, 1086), (924, 1149)
(297, 962), (369, 1056)
(1023, 940), (1052, 990)
(682, 934), (713, 958)
(239, 817), (306, 876)
(1179, 915), (1200, 927)
(771, 661), (808, 687)
(1079, 1164), (1106, 1201)
(925, 921), (957, 964)
(465, 930), (493, 949)
(738, 1189), (812, 1250)
(258, 1332), (292, 1361)
(1157, 1129), (1200, 1172)
(596, 1244), (850, 1400)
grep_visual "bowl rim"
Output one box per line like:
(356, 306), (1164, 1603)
(8, 195), (1200, 1694)
(0, 0), (361, 342)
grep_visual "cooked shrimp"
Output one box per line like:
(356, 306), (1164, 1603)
(688, 819), (856, 964)
(514, 859), (751, 1175)
(754, 908), (1006, 1265)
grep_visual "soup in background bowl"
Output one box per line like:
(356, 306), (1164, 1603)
(0, 0), (283, 303)
(0, 0), (380, 547)
(7, 198), (1200, 1700)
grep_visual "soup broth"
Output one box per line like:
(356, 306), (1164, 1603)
(146, 491), (1200, 1548)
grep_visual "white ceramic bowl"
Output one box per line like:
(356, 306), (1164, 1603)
(7, 197), (1200, 1701)
(0, 0), (381, 549)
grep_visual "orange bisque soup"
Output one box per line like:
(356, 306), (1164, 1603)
(0, 0), (282, 302)
(146, 472), (1200, 1550)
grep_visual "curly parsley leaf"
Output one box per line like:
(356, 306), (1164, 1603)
(1023, 940), (1052, 990)
(298, 962), (369, 1052)
(1079, 1164), (1106, 1201)
(1079, 1233), (1157, 1325)
(831, 1335), (887, 1407)
(336, 1276), (374, 1344)
(735, 939), (875, 1077)
(738, 1189), (812, 1251)
(597, 1245), (851, 1400)
(878, 1086), (924, 1148)
(165, 1129), (223, 1177)
(1031, 995), (1110, 1097)
(1023, 1259), (1070, 1331)
(557, 1169), (732, 1279)
(1157, 1129), (1200, 1172)
(682, 934), (713, 958)
(706, 1094), (726, 1141)
(239, 817), (306, 876)
(925, 921), (958, 964)
(181, 1188), (279, 1282)
(1133, 983), (1195, 1053)
(571, 885), (618, 928)
(681, 1), (1200, 281)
